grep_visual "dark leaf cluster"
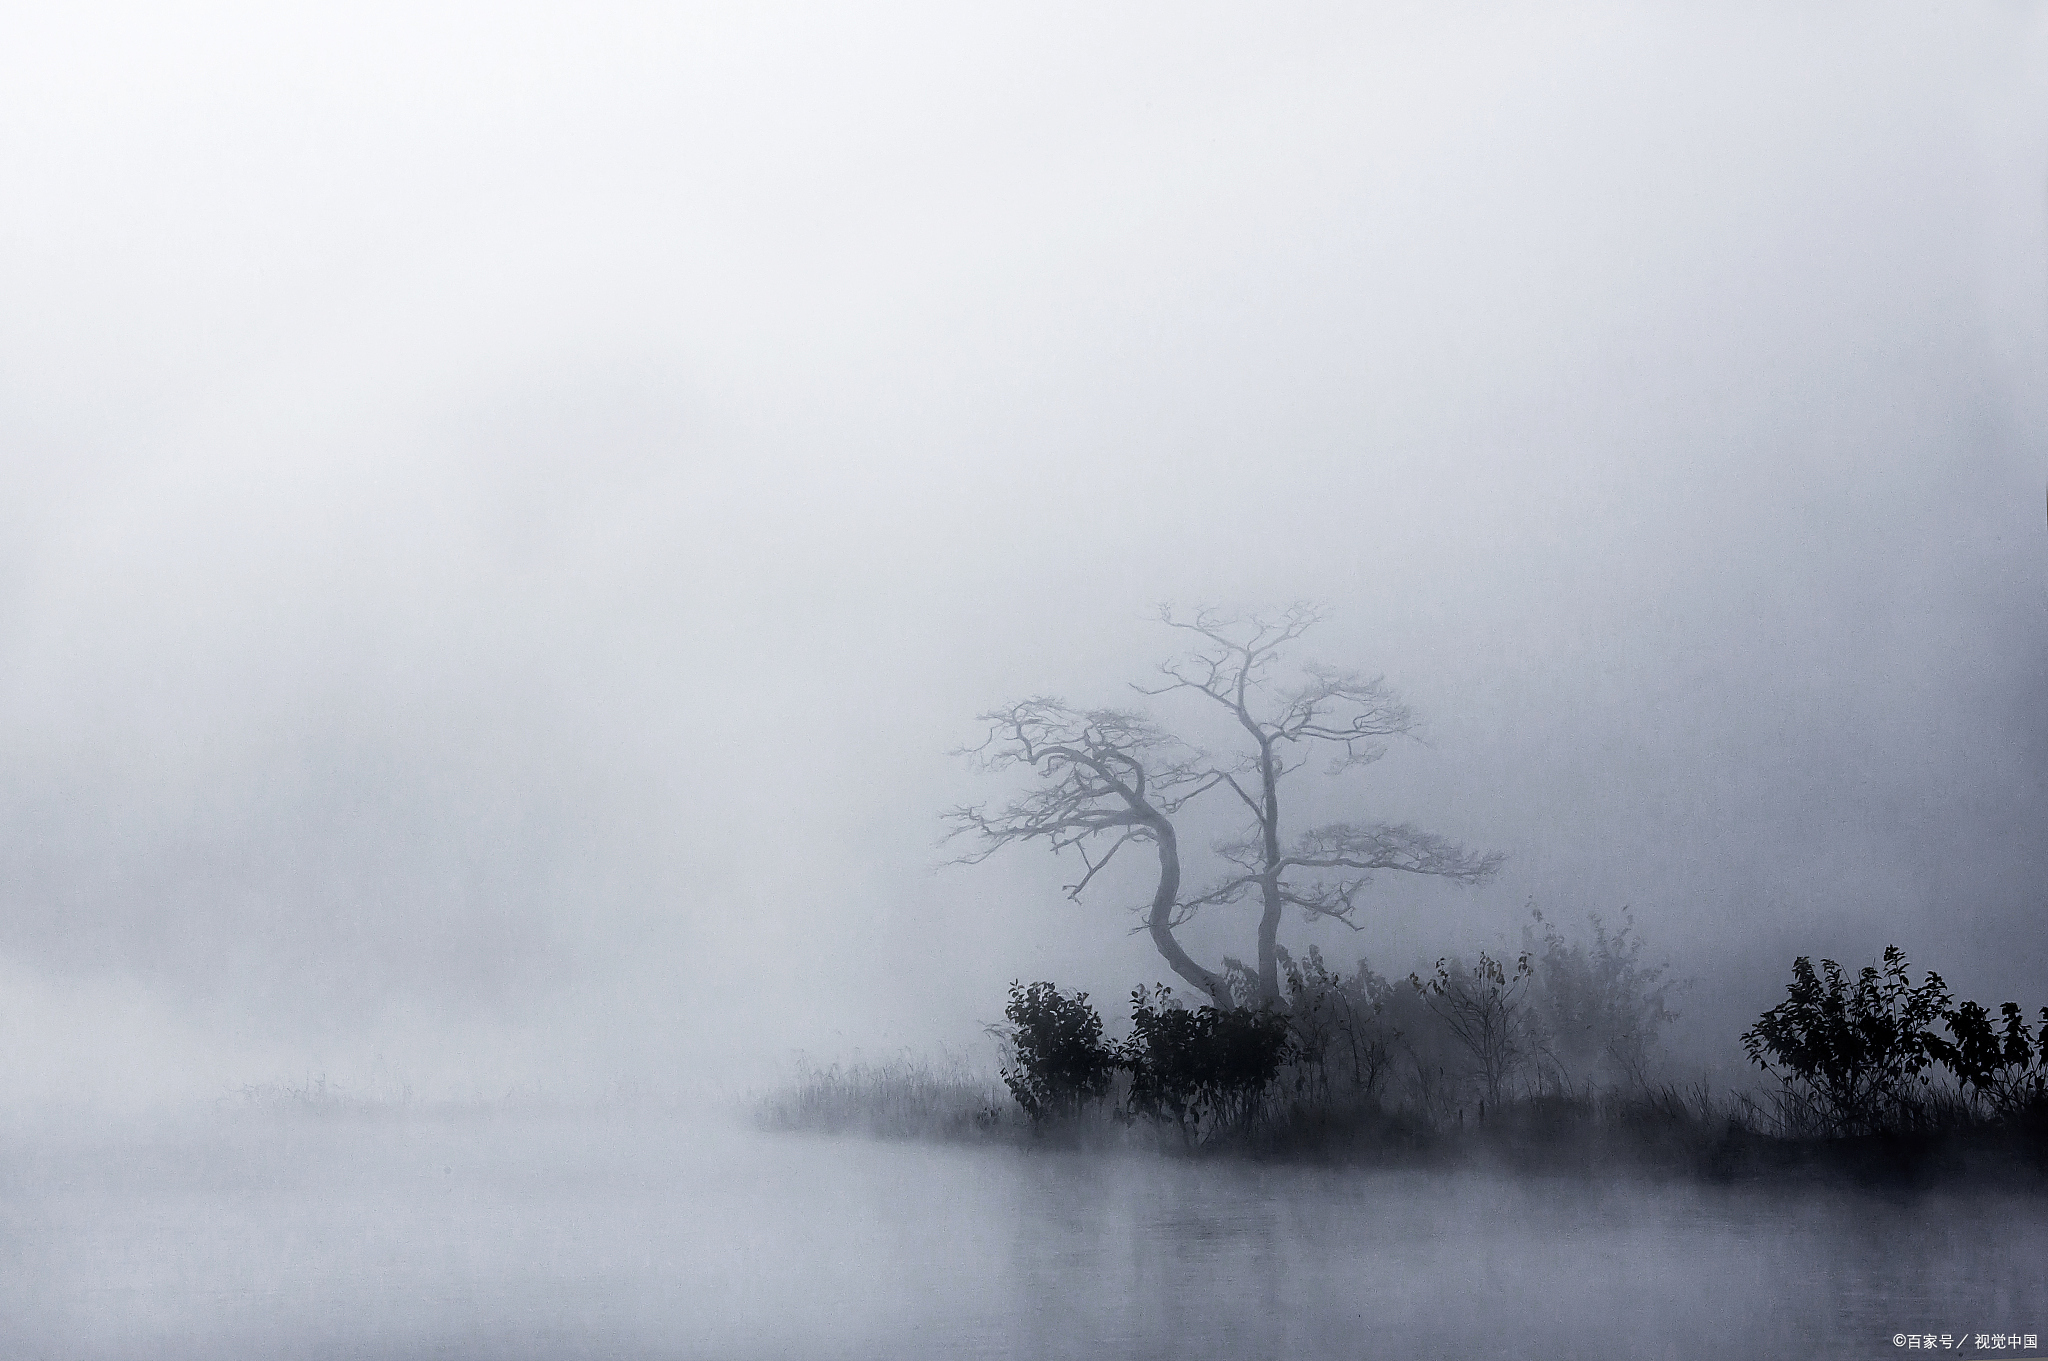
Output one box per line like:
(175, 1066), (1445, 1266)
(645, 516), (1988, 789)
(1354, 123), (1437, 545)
(990, 980), (1296, 1140)
(1742, 945), (2048, 1135)
(1118, 985), (1294, 1142)
(1937, 1000), (2048, 1120)
(996, 981), (1118, 1124)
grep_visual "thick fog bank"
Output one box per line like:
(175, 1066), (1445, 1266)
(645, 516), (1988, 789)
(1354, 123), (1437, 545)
(1, 2), (2044, 1104)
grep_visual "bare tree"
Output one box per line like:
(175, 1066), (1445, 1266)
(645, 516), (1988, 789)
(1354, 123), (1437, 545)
(1140, 605), (1501, 1006)
(945, 699), (1233, 1003)
(1413, 951), (1533, 1108)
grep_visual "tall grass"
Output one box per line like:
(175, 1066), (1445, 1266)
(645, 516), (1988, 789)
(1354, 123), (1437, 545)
(755, 1053), (1011, 1142)
(222, 1072), (417, 1113)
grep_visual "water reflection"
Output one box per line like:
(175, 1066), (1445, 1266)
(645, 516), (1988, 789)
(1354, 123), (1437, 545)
(0, 1111), (2038, 1359)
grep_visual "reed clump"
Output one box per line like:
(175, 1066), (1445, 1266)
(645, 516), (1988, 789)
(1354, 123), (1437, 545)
(755, 1053), (1012, 1142)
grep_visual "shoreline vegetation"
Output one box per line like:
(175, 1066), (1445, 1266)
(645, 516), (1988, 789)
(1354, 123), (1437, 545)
(757, 923), (2048, 1192)
(757, 1059), (2048, 1191)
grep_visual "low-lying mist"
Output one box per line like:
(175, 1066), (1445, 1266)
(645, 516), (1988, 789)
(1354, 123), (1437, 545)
(4, 1100), (2042, 1360)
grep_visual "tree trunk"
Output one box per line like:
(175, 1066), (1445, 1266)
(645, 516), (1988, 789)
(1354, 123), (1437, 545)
(1255, 736), (1286, 1007)
(1256, 874), (1285, 1007)
(1144, 815), (1230, 1005)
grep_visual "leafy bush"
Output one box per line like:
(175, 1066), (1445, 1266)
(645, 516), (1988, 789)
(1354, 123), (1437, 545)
(1940, 1000), (2048, 1122)
(1278, 945), (1397, 1103)
(1412, 951), (1533, 1107)
(1741, 946), (1952, 1136)
(1202, 1003), (1296, 1128)
(1119, 985), (1293, 1142)
(995, 981), (1117, 1124)
(1522, 908), (1680, 1090)
(1266, 914), (1681, 1120)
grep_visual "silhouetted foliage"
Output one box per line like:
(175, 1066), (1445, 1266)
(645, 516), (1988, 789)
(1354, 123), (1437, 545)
(995, 981), (1118, 1124)
(1942, 1000), (2048, 1122)
(1258, 913), (1681, 1124)
(1412, 950), (1532, 1108)
(1277, 945), (1398, 1103)
(769, 927), (2047, 1189)
(1741, 946), (1953, 1136)
(1119, 985), (1294, 1142)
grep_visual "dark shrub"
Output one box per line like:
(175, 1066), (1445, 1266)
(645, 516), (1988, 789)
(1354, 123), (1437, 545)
(996, 981), (1116, 1125)
(1741, 946), (1952, 1136)
(1120, 986), (1217, 1138)
(1278, 946), (1397, 1103)
(1119, 985), (1293, 1142)
(1942, 1000), (2048, 1122)
(1412, 951), (1534, 1108)
(1205, 1004), (1296, 1128)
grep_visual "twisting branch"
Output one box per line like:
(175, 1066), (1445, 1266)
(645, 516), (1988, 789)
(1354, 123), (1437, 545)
(1066, 829), (1142, 899)
(943, 698), (1230, 1003)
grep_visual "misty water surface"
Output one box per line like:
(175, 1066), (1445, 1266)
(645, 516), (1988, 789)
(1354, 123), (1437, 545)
(3, 1109), (2040, 1360)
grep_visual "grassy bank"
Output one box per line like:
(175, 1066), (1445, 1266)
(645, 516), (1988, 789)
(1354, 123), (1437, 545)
(754, 1054), (1009, 1142)
(755, 1056), (2048, 1190)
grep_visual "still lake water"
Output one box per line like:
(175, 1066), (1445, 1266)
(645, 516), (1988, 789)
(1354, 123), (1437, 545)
(1, 1108), (2041, 1360)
